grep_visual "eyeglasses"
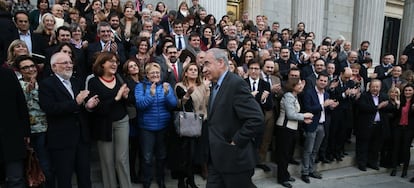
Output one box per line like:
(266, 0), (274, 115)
(20, 64), (36, 71)
(55, 61), (73, 65)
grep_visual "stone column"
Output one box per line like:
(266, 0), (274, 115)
(352, 0), (386, 65)
(291, 0), (325, 44)
(201, 0), (227, 19)
(244, 0), (262, 22)
(399, 0), (414, 55)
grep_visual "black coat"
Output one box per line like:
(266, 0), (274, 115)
(39, 75), (90, 149)
(355, 92), (394, 139)
(0, 11), (19, 64)
(0, 67), (30, 162)
(207, 72), (264, 173)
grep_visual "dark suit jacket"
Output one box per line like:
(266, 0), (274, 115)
(302, 87), (330, 132)
(0, 67), (30, 162)
(374, 64), (392, 80)
(244, 78), (272, 111)
(381, 77), (407, 95)
(208, 72), (264, 173)
(87, 41), (126, 73)
(39, 75), (90, 149)
(355, 92), (394, 139)
(0, 11), (19, 65)
(154, 55), (183, 87)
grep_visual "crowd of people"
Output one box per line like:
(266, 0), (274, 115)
(1, 0), (414, 187)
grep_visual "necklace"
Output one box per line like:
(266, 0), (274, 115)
(100, 76), (115, 83)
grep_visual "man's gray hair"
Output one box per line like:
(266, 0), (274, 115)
(207, 48), (229, 67)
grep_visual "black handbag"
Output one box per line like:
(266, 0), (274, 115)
(174, 104), (204, 137)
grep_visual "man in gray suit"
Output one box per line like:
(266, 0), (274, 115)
(203, 48), (264, 188)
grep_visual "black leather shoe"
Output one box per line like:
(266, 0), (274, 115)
(256, 164), (271, 172)
(288, 177), (296, 182)
(321, 158), (331, 163)
(280, 181), (292, 188)
(309, 172), (322, 179)
(358, 165), (367, 171)
(410, 177), (414, 183)
(289, 159), (300, 165)
(367, 164), (380, 170)
(390, 169), (397, 176)
(343, 151), (349, 156)
(301, 175), (310, 183)
(335, 156), (343, 162)
(401, 170), (407, 178)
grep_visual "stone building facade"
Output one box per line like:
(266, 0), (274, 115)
(144, 0), (413, 65)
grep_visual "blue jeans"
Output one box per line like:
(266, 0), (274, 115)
(301, 124), (325, 175)
(31, 132), (54, 188)
(139, 128), (167, 185)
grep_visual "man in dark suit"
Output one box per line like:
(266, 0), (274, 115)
(87, 21), (126, 74)
(381, 65), (406, 95)
(301, 73), (338, 183)
(171, 20), (189, 51)
(245, 58), (272, 171)
(39, 52), (98, 188)
(374, 53), (394, 81)
(203, 48), (264, 188)
(355, 79), (394, 171)
(157, 45), (184, 87)
(304, 58), (326, 91)
(0, 66), (30, 187)
(357, 41), (371, 63)
(327, 67), (358, 161)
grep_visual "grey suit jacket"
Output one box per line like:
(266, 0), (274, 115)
(207, 72), (264, 173)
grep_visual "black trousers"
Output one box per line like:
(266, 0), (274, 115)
(356, 124), (383, 167)
(275, 126), (297, 183)
(49, 142), (91, 188)
(391, 126), (414, 168)
(329, 109), (347, 157)
(4, 160), (25, 188)
(206, 164), (255, 188)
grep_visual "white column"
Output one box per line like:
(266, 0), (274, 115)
(201, 0), (227, 19)
(291, 0), (325, 44)
(399, 0), (414, 55)
(245, 0), (262, 22)
(352, 0), (386, 65)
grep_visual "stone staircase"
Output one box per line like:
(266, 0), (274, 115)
(78, 136), (414, 188)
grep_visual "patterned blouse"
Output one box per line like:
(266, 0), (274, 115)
(19, 80), (47, 133)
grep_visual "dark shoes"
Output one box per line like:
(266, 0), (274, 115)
(410, 177), (414, 183)
(256, 164), (271, 172)
(367, 164), (380, 170)
(401, 170), (407, 178)
(280, 181), (293, 188)
(289, 159), (300, 165)
(309, 172), (323, 179)
(358, 165), (367, 171)
(301, 175), (310, 183)
(288, 177), (296, 182)
(390, 169), (397, 176)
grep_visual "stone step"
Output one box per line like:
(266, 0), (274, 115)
(78, 139), (414, 187)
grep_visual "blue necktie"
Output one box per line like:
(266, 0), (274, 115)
(209, 83), (219, 112)
(178, 36), (183, 50)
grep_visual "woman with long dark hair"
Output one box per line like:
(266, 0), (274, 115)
(390, 84), (414, 178)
